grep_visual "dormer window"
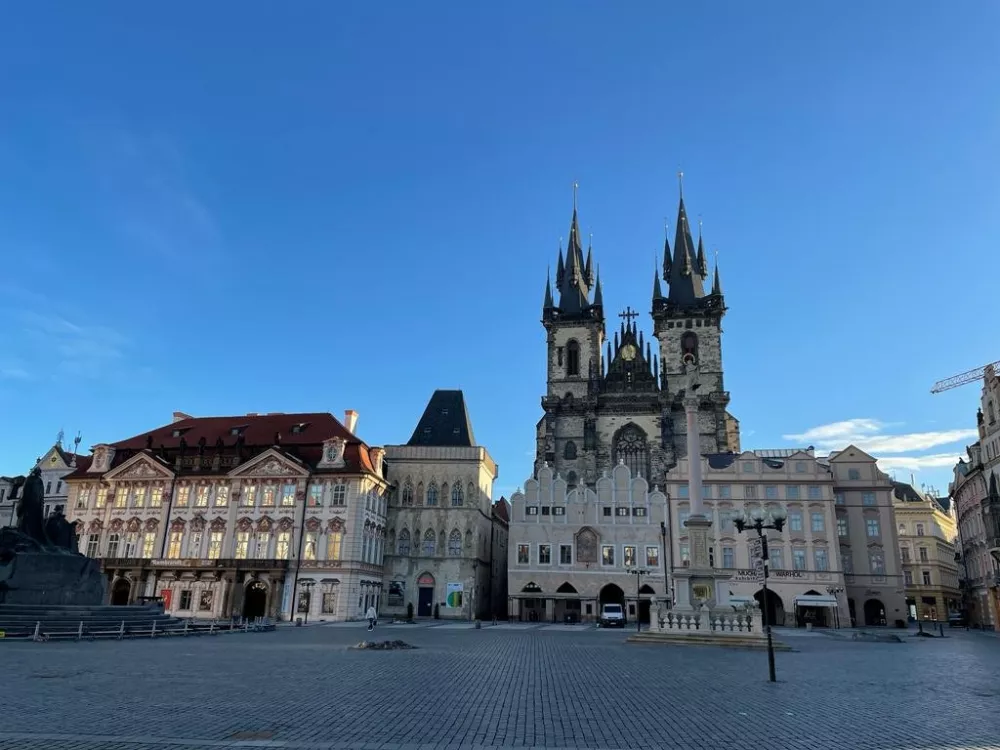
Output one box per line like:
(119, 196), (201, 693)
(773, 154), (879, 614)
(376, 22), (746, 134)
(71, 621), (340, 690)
(172, 427), (191, 439)
(291, 422), (309, 434)
(441, 409), (449, 416)
(423, 427), (432, 436)
(229, 425), (248, 437)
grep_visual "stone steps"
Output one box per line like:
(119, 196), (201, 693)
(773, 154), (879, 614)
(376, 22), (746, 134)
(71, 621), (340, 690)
(626, 631), (794, 651)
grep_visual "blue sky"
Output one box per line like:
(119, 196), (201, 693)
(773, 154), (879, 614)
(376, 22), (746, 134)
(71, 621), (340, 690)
(1, 2), (997, 498)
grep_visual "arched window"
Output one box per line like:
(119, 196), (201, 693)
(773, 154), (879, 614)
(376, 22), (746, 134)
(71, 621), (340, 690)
(564, 441), (577, 460)
(566, 340), (580, 376)
(681, 332), (698, 364)
(416, 482), (424, 505)
(467, 482), (476, 504)
(401, 482), (414, 506)
(448, 529), (462, 556)
(566, 470), (578, 488)
(614, 423), (650, 479)
(397, 529), (411, 556)
(451, 483), (464, 507)
(426, 483), (438, 506)
(422, 529), (436, 556)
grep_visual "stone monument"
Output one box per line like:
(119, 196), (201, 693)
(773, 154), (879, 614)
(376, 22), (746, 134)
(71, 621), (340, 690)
(0, 467), (106, 605)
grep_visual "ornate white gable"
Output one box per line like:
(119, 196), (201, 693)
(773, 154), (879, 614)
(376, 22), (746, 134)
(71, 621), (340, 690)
(105, 452), (173, 481)
(317, 437), (347, 469)
(229, 449), (308, 479)
(88, 444), (116, 474)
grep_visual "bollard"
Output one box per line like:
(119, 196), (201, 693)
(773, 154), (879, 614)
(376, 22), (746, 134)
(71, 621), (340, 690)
(183, 619), (189, 636)
(209, 622), (215, 635)
(33, 622), (41, 642)
(939, 623), (944, 637)
(244, 620), (249, 632)
(151, 619), (157, 638)
(77, 622), (84, 641)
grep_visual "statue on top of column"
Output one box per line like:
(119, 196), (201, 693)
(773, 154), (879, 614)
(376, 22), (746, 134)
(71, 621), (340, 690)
(681, 361), (704, 399)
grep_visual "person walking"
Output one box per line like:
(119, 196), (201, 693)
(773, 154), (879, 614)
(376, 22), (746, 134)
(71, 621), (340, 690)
(366, 605), (378, 631)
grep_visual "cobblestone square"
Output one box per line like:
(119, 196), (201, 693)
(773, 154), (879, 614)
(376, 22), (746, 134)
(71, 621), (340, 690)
(2, 624), (999, 750)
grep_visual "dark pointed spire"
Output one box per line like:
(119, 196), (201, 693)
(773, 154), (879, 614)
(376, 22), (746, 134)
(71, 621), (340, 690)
(661, 222), (672, 280)
(696, 220), (708, 276)
(665, 186), (707, 305)
(712, 251), (723, 296)
(555, 243), (564, 288)
(653, 269), (664, 300)
(555, 188), (591, 313)
(543, 269), (554, 310)
(593, 268), (604, 308)
(584, 236), (594, 287)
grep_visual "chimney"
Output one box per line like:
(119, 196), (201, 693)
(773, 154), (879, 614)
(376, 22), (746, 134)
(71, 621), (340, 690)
(172, 411), (193, 423)
(344, 409), (359, 434)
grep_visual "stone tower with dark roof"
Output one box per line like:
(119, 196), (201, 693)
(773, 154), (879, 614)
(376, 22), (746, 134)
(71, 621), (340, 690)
(534, 187), (739, 488)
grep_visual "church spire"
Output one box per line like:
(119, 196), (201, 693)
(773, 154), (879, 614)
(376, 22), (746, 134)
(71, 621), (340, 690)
(696, 220), (708, 276)
(712, 251), (723, 296)
(652, 268), (664, 301)
(661, 222), (672, 280)
(584, 235), (594, 288)
(665, 186), (707, 305)
(543, 269), (554, 311)
(593, 268), (604, 308)
(555, 243), (564, 288)
(552, 186), (593, 315)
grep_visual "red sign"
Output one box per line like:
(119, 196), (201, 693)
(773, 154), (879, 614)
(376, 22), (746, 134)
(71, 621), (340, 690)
(417, 574), (434, 587)
(160, 589), (173, 610)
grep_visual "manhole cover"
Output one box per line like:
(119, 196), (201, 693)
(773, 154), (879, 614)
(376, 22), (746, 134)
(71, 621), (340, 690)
(230, 730), (275, 740)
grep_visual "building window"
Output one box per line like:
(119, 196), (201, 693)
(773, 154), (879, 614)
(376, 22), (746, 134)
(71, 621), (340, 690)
(114, 489), (127, 509)
(304, 532), (317, 561)
(46, 481), (52, 494)
(94, 487), (108, 508)
(678, 485), (689, 498)
(235, 532), (250, 560)
(142, 533), (155, 558)
(869, 548), (886, 577)
(150, 487), (163, 508)
(539, 544), (552, 564)
(517, 544), (529, 564)
(916, 523), (925, 536)
(718, 511), (733, 532)
(541, 506), (551, 516)
(566, 340), (580, 376)
(276, 532), (291, 559)
(255, 532), (271, 558)
(765, 486), (778, 500)
(451, 484), (464, 507)
(208, 532), (223, 559)
(718, 485), (731, 499)
(744, 485), (757, 499)
(215, 485), (230, 507)
(901, 546), (910, 562)
(866, 518), (881, 537)
(848, 469), (861, 480)
(86, 534), (100, 558)
(188, 531), (202, 557)
(178, 590), (192, 610)
(448, 529), (462, 556)
(722, 546), (734, 568)
(262, 486), (276, 507)
(281, 483), (296, 507)
(795, 462), (806, 473)
(835, 492), (844, 505)
(560, 544), (572, 564)
(616, 507), (629, 517)
(195, 486), (209, 508)
(919, 547), (929, 562)
(646, 546), (660, 568)
(167, 532), (182, 559)
(841, 551), (853, 574)
(308, 485), (323, 507)
(922, 570), (932, 585)
(768, 547), (784, 569)
(792, 549), (806, 570)
(904, 570), (913, 585)
(814, 548), (828, 571)
(786, 486), (800, 500)
(76, 487), (91, 510)
(131, 486), (145, 507)
(397, 530), (411, 556)
(332, 484), (347, 506)
(837, 518), (848, 537)
(423, 530), (436, 556)
(601, 545), (615, 566)
(679, 544), (690, 564)
(104, 533), (119, 558)
(602, 507), (611, 517)
(322, 593), (337, 614)
(124, 533), (137, 557)
(623, 545), (636, 567)
(807, 485), (822, 500)
(741, 461), (754, 473)
(789, 513), (803, 532)
(319, 531), (337, 561)
(242, 485), (256, 507)
(527, 506), (539, 516)
(554, 506), (566, 516)
(811, 513), (825, 533)
(632, 507), (646, 517)
(862, 492), (875, 506)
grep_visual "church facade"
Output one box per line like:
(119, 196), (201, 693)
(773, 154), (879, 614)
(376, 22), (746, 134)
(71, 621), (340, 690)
(535, 192), (739, 490)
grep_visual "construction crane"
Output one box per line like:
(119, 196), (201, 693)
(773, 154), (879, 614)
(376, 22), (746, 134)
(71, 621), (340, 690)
(930, 360), (1000, 394)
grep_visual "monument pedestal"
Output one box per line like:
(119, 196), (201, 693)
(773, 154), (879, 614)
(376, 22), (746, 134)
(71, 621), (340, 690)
(0, 530), (106, 606)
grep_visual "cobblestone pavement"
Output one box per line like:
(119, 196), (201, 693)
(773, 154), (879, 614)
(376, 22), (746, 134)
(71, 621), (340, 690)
(2, 623), (999, 750)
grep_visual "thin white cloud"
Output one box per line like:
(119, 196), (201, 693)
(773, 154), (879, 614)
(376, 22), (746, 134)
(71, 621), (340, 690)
(783, 418), (976, 454)
(16, 310), (128, 379)
(876, 454), (964, 472)
(0, 366), (31, 380)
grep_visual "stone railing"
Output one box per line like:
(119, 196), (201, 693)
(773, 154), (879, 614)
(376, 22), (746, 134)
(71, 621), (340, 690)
(650, 604), (761, 636)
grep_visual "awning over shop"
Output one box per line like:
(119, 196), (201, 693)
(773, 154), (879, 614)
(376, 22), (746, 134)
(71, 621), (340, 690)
(793, 595), (838, 607)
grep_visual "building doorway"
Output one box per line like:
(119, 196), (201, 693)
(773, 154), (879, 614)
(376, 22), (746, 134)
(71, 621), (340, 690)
(599, 583), (626, 622)
(110, 578), (131, 606)
(416, 572), (435, 617)
(754, 588), (785, 627)
(863, 598), (886, 626)
(555, 582), (581, 623)
(638, 584), (655, 624)
(243, 582), (268, 621)
(796, 589), (829, 627)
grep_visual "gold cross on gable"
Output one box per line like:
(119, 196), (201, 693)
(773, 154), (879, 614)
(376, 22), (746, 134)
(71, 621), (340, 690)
(619, 306), (639, 324)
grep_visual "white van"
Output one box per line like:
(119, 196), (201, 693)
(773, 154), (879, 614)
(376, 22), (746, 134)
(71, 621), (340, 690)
(599, 603), (625, 627)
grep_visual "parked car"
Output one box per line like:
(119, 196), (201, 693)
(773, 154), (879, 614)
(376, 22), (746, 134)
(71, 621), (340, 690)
(599, 603), (625, 628)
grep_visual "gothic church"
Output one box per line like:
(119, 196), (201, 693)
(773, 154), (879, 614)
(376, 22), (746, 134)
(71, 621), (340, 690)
(535, 191), (741, 488)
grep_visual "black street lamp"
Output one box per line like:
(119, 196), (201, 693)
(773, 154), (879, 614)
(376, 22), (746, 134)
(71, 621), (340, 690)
(734, 506), (787, 683)
(826, 585), (844, 629)
(626, 566), (651, 633)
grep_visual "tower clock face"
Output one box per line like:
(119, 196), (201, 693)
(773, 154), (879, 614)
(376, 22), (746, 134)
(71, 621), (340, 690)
(621, 344), (637, 361)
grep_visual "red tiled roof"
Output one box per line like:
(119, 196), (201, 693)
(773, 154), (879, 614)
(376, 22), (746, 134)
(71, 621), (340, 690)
(64, 412), (379, 481)
(492, 496), (510, 523)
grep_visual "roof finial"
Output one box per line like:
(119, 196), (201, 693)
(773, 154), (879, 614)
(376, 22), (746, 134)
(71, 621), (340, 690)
(677, 170), (684, 199)
(573, 180), (579, 212)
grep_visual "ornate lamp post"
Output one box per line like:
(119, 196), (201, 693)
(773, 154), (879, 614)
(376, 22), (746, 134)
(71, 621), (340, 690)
(626, 566), (651, 633)
(734, 506), (787, 683)
(826, 585), (845, 629)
